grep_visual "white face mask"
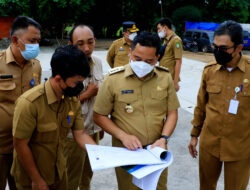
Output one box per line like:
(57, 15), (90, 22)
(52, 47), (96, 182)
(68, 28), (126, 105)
(129, 32), (137, 41)
(158, 29), (166, 39)
(130, 60), (154, 78)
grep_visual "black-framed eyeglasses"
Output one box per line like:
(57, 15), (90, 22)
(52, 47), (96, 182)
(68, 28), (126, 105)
(212, 43), (235, 52)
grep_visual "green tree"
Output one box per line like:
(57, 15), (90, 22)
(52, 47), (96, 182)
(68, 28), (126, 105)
(172, 5), (202, 36)
(0, 0), (95, 38)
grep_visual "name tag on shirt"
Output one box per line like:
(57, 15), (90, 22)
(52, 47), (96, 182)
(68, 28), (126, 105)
(228, 99), (239, 114)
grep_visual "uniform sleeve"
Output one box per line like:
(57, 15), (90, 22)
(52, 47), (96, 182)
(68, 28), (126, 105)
(166, 74), (180, 111)
(72, 101), (84, 131)
(190, 69), (208, 137)
(106, 42), (116, 68)
(173, 38), (183, 59)
(93, 75), (114, 115)
(13, 97), (37, 139)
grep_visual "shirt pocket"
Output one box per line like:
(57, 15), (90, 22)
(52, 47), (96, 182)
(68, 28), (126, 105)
(206, 85), (222, 107)
(206, 85), (221, 94)
(0, 78), (16, 91)
(61, 116), (75, 137)
(0, 78), (16, 103)
(35, 123), (58, 143)
(150, 90), (168, 113)
(238, 84), (250, 108)
(116, 93), (138, 114)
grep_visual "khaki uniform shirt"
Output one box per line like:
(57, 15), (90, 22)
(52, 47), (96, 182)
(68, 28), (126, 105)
(11, 80), (84, 185)
(191, 55), (250, 161)
(0, 46), (41, 154)
(67, 55), (103, 137)
(106, 37), (130, 68)
(159, 32), (182, 80)
(94, 64), (180, 147)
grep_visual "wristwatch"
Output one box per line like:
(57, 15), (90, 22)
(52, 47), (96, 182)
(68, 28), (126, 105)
(160, 135), (169, 144)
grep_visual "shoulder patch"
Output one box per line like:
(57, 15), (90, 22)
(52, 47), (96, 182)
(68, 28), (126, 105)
(155, 65), (169, 72)
(109, 66), (125, 75)
(204, 61), (217, 68)
(176, 42), (181, 48)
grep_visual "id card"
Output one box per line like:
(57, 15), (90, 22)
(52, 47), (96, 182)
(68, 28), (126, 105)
(228, 99), (239, 114)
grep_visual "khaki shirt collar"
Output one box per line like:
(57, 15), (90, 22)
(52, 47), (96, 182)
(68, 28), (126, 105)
(45, 80), (58, 105)
(89, 56), (94, 69)
(5, 46), (16, 64)
(215, 54), (245, 72)
(236, 55), (245, 72)
(5, 46), (33, 66)
(166, 31), (175, 41)
(122, 37), (129, 46)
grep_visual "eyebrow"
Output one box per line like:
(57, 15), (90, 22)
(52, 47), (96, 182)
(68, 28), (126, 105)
(76, 38), (94, 43)
(134, 55), (154, 62)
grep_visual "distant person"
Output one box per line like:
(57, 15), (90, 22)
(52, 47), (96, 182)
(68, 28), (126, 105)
(106, 21), (139, 68)
(188, 20), (250, 190)
(94, 31), (180, 190)
(64, 24), (104, 190)
(157, 17), (183, 91)
(0, 16), (41, 190)
(11, 45), (96, 190)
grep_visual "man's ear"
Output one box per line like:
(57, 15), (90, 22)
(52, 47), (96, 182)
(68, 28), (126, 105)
(54, 75), (63, 83)
(11, 35), (19, 46)
(236, 44), (243, 52)
(128, 48), (132, 57)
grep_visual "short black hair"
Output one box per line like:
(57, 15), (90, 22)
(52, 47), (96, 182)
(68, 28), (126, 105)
(214, 20), (243, 46)
(157, 17), (172, 29)
(69, 24), (94, 43)
(10, 16), (41, 37)
(51, 45), (90, 80)
(131, 31), (161, 55)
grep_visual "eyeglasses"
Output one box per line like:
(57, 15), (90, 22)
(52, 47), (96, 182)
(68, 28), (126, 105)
(212, 43), (235, 52)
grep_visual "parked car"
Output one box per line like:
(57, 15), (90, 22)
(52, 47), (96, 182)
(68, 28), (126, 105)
(243, 30), (250, 50)
(182, 29), (214, 53)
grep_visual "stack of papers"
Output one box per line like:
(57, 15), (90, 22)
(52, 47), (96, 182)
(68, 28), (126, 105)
(86, 144), (173, 190)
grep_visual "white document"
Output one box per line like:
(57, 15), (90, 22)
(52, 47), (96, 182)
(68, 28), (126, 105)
(86, 144), (173, 190)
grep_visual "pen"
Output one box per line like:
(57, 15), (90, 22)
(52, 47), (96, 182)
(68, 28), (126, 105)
(68, 116), (70, 124)
(240, 84), (243, 92)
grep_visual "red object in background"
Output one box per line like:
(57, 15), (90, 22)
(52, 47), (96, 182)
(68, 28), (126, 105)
(0, 17), (16, 39)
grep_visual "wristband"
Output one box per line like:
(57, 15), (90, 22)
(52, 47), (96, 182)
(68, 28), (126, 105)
(160, 135), (169, 144)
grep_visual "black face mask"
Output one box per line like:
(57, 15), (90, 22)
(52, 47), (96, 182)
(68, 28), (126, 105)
(213, 49), (233, 66)
(63, 82), (84, 97)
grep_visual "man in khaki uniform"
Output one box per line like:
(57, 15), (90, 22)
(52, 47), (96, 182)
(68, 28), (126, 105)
(94, 32), (180, 190)
(157, 17), (183, 91)
(64, 24), (104, 190)
(11, 45), (96, 190)
(0, 16), (41, 190)
(106, 21), (139, 68)
(188, 20), (250, 190)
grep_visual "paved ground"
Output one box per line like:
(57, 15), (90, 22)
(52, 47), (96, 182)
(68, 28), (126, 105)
(5, 45), (250, 190)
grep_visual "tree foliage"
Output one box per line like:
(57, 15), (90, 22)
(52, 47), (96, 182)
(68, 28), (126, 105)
(0, 0), (249, 38)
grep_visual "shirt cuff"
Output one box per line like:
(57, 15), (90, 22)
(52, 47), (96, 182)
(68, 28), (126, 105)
(190, 126), (202, 137)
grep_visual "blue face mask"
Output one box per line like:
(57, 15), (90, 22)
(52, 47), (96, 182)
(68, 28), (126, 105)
(19, 40), (40, 60)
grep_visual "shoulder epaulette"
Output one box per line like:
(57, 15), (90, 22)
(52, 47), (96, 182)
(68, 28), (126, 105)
(24, 85), (44, 102)
(155, 65), (169, 72)
(204, 61), (217, 68)
(109, 66), (125, 75)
